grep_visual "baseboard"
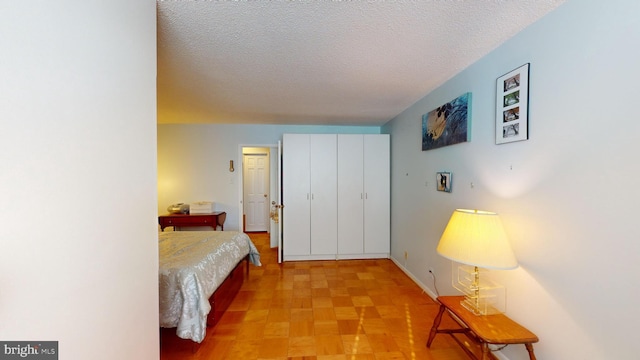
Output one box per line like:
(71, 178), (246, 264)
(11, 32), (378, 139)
(337, 253), (389, 260)
(389, 256), (438, 300)
(389, 256), (512, 360)
(492, 351), (510, 360)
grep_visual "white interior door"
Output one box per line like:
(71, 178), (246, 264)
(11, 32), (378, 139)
(268, 144), (280, 247)
(243, 153), (269, 232)
(276, 141), (283, 263)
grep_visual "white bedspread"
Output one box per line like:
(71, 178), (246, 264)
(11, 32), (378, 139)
(158, 231), (261, 343)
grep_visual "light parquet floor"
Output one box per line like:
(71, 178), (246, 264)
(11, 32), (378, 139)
(160, 232), (469, 360)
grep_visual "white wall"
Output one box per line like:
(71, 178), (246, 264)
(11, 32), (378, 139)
(383, 0), (640, 359)
(157, 124), (380, 230)
(0, 2), (158, 360)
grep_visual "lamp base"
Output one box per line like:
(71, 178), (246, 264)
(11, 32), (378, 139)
(452, 264), (506, 315)
(460, 296), (499, 316)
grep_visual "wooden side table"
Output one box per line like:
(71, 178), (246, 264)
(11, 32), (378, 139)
(427, 296), (539, 360)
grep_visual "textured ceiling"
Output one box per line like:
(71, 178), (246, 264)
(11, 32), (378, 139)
(157, 1), (565, 126)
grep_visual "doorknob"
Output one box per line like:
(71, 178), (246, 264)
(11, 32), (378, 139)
(264, 194), (268, 197)
(270, 201), (282, 223)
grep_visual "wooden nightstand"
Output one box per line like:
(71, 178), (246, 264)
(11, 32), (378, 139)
(427, 295), (539, 360)
(158, 212), (226, 231)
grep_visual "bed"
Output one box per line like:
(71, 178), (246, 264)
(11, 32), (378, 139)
(158, 231), (261, 343)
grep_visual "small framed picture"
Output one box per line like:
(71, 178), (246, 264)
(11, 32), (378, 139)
(496, 63), (529, 144)
(436, 172), (452, 193)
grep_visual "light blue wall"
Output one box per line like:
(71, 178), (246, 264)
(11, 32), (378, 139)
(158, 123), (380, 228)
(383, 0), (640, 359)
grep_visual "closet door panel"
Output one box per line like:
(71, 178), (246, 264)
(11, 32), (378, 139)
(282, 134), (311, 257)
(337, 134), (364, 255)
(363, 134), (390, 254)
(310, 134), (338, 255)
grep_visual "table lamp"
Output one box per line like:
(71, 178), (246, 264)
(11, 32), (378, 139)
(436, 209), (518, 315)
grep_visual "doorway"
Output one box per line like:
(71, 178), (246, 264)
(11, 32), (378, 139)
(242, 148), (270, 232)
(239, 144), (282, 252)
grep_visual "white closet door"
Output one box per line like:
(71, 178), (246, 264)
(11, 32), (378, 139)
(337, 134), (364, 255)
(282, 134), (311, 257)
(310, 134), (337, 255)
(363, 134), (390, 254)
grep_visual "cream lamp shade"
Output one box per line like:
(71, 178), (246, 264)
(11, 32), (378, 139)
(437, 209), (518, 270)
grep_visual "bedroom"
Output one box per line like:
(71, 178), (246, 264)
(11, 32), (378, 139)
(2, 1), (639, 360)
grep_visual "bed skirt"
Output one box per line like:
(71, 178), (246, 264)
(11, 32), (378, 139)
(206, 255), (248, 327)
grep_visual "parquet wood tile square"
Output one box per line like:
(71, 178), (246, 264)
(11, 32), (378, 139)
(311, 288), (331, 297)
(258, 337), (289, 358)
(366, 334), (401, 353)
(311, 280), (329, 289)
(336, 319), (362, 335)
(331, 296), (353, 307)
(288, 336), (317, 357)
(312, 297), (333, 308)
(314, 335), (344, 355)
(347, 285), (369, 295)
(355, 306), (380, 319)
(376, 305), (405, 319)
(225, 338), (261, 359)
(341, 334), (373, 354)
(327, 280), (346, 289)
(160, 232), (469, 360)
(250, 299), (273, 310)
(291, 308), (314, 322)
(313, 308), (337, 321)
(361, 318), (390, 335)
(207, 323), (238, 340)
(292, 297), (313, 309)
(245, 309), (270, 323)
(313, 321), (340, 336)
(333, 307), (360, 320)
(238, 322), (266, 338)
(263, 322), (290, 338)
(351, 295), (374, 307)
(290, 320), (315, 337)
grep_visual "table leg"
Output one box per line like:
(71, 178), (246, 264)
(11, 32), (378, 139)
(525, 343), (536, 360)
(481, 343), (490, 360)
(218, 212), (226, 231)
(427, 304), (446, 348)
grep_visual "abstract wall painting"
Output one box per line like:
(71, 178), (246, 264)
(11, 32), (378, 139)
(496, 63), (530, 144)
(421, 92), (471, 151)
